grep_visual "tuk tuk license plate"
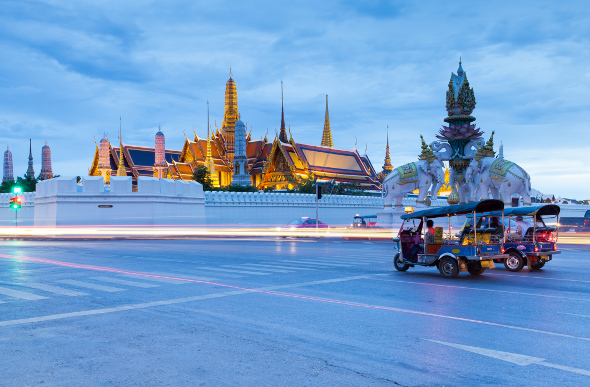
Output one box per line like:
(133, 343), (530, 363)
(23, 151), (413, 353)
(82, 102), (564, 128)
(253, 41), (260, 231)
(481, 261), (493, 268)
(541, 255), (549, 261)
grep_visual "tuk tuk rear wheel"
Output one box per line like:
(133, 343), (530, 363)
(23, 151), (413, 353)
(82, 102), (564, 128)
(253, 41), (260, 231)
(468, 268), (486, 275)
(504, 253), (524, 272)
(438, 257), (459, 278)
(393, 253), (409, 272)
(531, 261), (546, 269)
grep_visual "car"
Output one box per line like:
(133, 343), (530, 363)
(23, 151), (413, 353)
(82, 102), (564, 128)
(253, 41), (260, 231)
(277, 217), (329, 237)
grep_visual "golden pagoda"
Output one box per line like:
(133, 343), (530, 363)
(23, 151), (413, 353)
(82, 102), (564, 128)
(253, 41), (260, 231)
(221, 68), (238, 160)
(321, 95), (333, 147)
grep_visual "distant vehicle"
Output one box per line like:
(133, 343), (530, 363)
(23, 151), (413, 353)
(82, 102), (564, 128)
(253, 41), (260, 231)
(277, 217), (329, 237)
(350, 215), (379, 228)
(393, 200), (508, 278)
(559, 210), (590, 232)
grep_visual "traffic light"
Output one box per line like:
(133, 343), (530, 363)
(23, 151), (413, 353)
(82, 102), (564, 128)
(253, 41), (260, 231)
(13, 186), (22, 194)
(9, 197), (21, 210)
(317, 185), (322, 200)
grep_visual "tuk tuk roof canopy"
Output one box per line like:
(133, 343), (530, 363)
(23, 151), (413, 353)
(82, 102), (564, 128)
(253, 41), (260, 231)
(354, 215), (377, 219)
(503, 204), (561, 217)
(401, 199), (505, 220)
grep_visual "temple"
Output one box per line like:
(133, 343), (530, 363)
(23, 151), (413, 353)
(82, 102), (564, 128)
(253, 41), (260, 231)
(89, 70), (380, 190)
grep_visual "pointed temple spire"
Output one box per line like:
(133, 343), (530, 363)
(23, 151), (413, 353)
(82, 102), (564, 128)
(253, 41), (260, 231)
(205, 100), (219, 187)
(382, 126), (393, 173)
(222, 69), (238, 160)
(40, 140), (53, 180)
(154, 126), (166, 179)
(457, 57), (464, 75)
(117, 117), (126, 176)
(321, 94), (333, 147)
(26, 139), (35, 179)
(279, 80), (288, 142)
(3, 145), (14, 182)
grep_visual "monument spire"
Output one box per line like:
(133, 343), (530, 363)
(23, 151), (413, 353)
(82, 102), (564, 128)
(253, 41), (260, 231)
(26, 139), (35, 179)
(221, 69), (238, 160)
(382, 126), (393, 173)
(205, 100), (219, 187)
(279, 80), (288, 142)
(321, 94), (333, 147)
(117, 117), (126, 176)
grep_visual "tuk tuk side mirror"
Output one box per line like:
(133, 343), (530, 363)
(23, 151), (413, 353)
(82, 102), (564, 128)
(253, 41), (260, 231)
(392, 237), (400, 243)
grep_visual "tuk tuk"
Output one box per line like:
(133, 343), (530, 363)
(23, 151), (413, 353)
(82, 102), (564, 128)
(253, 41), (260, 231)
(500, 204), (561, 271)
(351, 215), (378, 228)
(393, 199), (509, 278)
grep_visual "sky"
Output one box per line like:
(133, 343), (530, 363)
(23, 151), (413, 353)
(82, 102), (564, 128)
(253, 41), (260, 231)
(0, 0), (589, 199)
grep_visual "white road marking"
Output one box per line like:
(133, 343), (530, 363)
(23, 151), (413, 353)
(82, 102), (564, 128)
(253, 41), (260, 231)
(259, 263), (317, 270)
(57, 280), (125, 292)
(230, 265), (291, 273)
(18, 283), (88, 296)
(488, 272), (590, 284)
(197, 267), (271, 275)
(426, 340), (590, 376)
(282, 260), (352, 267)
(0, 275), (368, 327)
(118, 274), (200, 283)
(246, 263), (315, 271)
(0, 286), (48, 300)
(562, 313), (590, 319)
(372, 276), (590, 303)
(89, 277), (159, 288)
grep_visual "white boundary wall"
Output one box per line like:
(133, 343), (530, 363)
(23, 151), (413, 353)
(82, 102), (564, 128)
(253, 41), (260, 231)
(34, 176), (205, 226)
(204, 191), (384, 227)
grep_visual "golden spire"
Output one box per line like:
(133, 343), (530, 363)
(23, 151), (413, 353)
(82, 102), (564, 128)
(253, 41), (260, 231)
(418, 135), (436, 163)
(117, 117), (126, 176)
(383, 126), (393, 172)
(321, 94), (333, 147)
(205, 101), (219, 187)
(222, 69), (238, 159)
(279, 80), (288, 142)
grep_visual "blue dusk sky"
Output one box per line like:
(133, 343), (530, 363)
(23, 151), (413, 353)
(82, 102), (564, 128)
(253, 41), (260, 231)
(0, 0), (588, 198)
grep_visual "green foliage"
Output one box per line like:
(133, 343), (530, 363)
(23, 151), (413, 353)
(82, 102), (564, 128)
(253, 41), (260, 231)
(562, 200), (569, 204)
(192, 165), (213, 190)
(0, 175), (38, 193)
(224, 185), (258, 192)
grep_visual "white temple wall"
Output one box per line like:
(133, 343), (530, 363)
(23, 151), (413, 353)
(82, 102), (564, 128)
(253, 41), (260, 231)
(204, 191), (384, 227)
(0, 192), (35, 226)
(33, 176), (205, 226)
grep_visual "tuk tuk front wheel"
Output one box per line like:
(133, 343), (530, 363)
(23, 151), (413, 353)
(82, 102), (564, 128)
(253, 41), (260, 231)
(504, 253), (524, 272)
(393, 253), (409, 272)
(438, 257), (459, 278)
(531, 261), (546, 269)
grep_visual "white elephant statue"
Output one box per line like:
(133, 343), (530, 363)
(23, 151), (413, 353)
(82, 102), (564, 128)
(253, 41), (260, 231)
(382, 159), (445, 209)
(466, 156), (531, 205)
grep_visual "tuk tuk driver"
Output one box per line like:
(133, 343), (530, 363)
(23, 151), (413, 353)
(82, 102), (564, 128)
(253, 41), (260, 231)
(409, 220), (435, 260)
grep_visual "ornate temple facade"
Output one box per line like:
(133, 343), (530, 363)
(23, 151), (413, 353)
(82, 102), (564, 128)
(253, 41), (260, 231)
(89, 72), (380, 190)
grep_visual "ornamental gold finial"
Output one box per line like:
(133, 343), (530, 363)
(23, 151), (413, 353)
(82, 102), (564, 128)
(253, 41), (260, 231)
(419, 135), (436, 163)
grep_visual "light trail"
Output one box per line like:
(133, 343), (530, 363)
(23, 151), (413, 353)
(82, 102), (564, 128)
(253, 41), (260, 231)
(2, 252), (590, 343)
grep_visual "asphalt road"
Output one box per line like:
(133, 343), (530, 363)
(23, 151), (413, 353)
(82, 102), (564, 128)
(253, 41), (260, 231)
(0, 238), (589, 386)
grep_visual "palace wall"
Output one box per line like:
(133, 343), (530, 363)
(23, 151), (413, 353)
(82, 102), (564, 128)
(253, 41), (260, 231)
(0, 178), (587, 228)
(204, 191), (385, 227)
(33, 176), (205, 226)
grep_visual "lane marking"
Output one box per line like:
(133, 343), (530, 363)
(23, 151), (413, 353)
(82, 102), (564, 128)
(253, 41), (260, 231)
(281, 260), (352, 267)
(259, 263), (317, 270)
(196, 267), (271, 275)
(17, 283), (88, 296)
(293, 260), (354, 267)
(426, 340), (590, 377)
(0, 275), (368, 327)
(372, 276), (590, 303)
(57, 280), (125, 292)
(488, 272), (590, 284)
(0, 286), (48, 300)
(229, 265), (292, 273)
(118, 274), (191, 284)
(3, 252), (590, 343)
(89, 277), (159, 288)
(562, 313), (590, 319)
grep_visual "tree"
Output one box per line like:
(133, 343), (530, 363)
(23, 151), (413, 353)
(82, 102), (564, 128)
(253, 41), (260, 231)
(192, 165), (213, 190)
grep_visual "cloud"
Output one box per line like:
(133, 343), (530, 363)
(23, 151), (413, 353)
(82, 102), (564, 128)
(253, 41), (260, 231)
(0, 0), (588, 198)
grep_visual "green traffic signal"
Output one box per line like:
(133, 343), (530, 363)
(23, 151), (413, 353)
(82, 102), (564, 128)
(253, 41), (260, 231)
(13, 186), (22, 194)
